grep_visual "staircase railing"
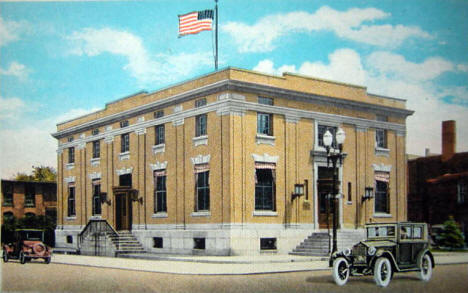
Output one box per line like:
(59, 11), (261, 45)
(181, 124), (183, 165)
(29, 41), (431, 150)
(79, 219), (119, 250)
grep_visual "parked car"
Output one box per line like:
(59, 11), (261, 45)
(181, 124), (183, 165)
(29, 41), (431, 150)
(330, 222), (434, 287)
(2, 229), (52, 264)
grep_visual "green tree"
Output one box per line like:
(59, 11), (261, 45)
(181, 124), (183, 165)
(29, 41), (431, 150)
(439, 216), (465, 249)
(14, 166), (56, 182)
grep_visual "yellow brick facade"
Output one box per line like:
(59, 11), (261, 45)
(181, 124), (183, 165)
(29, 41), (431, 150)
(53, 68), (412, 255)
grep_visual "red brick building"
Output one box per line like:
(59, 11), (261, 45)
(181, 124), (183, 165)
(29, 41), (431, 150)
(1, 180), (57, 221)
(408, 121), (468, 244)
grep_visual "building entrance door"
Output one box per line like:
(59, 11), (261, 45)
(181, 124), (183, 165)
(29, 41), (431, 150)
(317, 166), (339, 229)
(115, 193), (132, 231)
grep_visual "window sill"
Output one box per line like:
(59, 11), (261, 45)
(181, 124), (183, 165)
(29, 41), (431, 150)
(24, 205), (36, 208)
(152, 144), (165, 154)
(375, 147), (390, 157)
(256, 134), (275, 146)
(253, 211), (278, 217)
(2, 204), (13, 207)
(89, 215), (102, 220)
(66, 163), (75, 170)
(191, 211), (211, 217)
(65, 216), (76, 221)
(346, 201), (353, 205)
(119, 151), (130, 161)
(193, 135), (208, 147)
(90, 158), (100, 166)
(373, 213), (392, 218)
(152, 212), (168, 218)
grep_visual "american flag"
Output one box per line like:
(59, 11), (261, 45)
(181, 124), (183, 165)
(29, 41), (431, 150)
(178, 10), (214, 36)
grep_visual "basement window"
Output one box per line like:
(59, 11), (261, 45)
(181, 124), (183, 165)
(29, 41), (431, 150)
(260, 238), (277, 250)
(66, 235), (73, 244)
(153, 237), (163, 248)
(193, 238), (206, 250)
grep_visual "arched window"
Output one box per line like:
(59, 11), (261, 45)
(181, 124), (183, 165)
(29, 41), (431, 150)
(25, 212), (35, 217)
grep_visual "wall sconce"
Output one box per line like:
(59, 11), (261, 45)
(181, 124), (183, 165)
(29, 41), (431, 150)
(100, 192), (111, 205)
(292, 183), (305, 201)
(362, 187), (374, 202)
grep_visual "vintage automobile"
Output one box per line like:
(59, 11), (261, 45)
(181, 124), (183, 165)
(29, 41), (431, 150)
(330, 222), (434, 287)
(2, 229), (52, 264)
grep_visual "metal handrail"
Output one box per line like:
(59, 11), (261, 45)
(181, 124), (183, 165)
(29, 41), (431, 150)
(78, 220), (119, 250)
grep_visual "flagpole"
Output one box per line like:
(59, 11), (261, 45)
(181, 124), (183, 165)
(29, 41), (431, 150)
(215, 0), (218, 71)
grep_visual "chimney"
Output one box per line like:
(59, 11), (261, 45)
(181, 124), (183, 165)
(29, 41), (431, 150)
(442, 120), (456, 161)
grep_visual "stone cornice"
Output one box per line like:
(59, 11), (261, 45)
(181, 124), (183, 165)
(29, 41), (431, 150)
(52, 79), (413, 140)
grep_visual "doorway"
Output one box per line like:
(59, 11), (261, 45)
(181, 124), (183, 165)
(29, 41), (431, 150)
(317, 166), (339, 229)
(115, 192), (132, 231)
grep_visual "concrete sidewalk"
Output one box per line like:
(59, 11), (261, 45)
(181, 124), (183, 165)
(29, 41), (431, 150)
(50, 252), (468, 275)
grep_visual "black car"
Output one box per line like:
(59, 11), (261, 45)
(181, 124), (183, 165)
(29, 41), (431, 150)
(330, 222), (434, 287)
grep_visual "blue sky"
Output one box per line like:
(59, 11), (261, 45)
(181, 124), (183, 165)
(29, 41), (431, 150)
(1, 0), (467, 177)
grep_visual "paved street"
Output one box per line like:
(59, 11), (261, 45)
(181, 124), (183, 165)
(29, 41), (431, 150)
(2, 261), (468, 293)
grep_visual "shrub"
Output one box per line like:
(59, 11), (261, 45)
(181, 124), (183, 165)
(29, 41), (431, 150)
(439, 216), (465, 249)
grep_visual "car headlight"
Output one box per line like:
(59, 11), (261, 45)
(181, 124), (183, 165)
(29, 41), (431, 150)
(368, 246), (376, 256)
(344, 248), (351, 256)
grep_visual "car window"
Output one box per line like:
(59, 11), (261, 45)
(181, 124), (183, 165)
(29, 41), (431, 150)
(367, 226), (396, 238)
(413, 226), (423, 239)
(400, 226), (412, 239)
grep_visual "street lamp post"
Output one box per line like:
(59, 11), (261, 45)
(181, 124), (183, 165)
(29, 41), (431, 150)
(323, 128), (346, 254)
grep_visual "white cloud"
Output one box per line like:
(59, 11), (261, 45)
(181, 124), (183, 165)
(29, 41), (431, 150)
(0, 61), (31, 80)
(366, 52), (454, 82)
(0, 17), (30, 47)
(252, 48), (468, 155)
(67, 27), (212, 86)
(457, 64), (468, 72)
(253, 49), (366, 86)
(0, 105), (99, 178)
(0, 96), (26, 120)
(223, 6), (431, 53)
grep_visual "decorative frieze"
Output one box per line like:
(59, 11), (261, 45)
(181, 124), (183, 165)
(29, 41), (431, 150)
(116, 167), (133, 176)
(119, 152), (130, 161)
(252, 153), (279, 164)
(191, 154), (211, 165)
(372, 163), (392, 172)
(88, 172), (101, 180)
(64, 176), (76, 183)
(150, 161), (167, 171)
(256, 134), (275, 146)
(174, 105), (183, 113)
(218, 93), (246, 101)
(152, 144), (165, 154)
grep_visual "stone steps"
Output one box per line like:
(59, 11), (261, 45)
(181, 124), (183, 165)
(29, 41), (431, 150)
(290, 230), (366, 256)
(111, 231), (146, 255)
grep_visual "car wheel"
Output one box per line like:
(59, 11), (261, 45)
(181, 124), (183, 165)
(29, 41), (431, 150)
(44, 257), (51, 264)
(2, 251), (8, 263)
(19, 252), (26, 264)
(332, 257), (350, 286)
(374, 257), (392, 287)
(419, 254), (432, 281)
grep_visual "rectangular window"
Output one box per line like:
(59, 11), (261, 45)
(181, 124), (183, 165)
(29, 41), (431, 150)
(92, 140), (100, 158)
(67, 136), (74, 142)
(155, 125), (165, 145)
(154, 172), (167, 213)
(154, 110), (164, 119)
(260, 238), (277, 250)
(120, 120), (129, 128)
(24, 184), (35, 207)
(153, 237), (163, 248)
(92, 182), (101, 215)
(257, 113), (273, 136)
(375, 179), (389, 213)
(195, 98), (207, 108)
(318, 125), (337, 148)
(92, 128), (99, 136)
(195, 114), (207, 137)
(376, 129), (388, 148)
(2, 183), (13, 206)
(121, 133), (130, 153)
(258, 97), (273, 106)
(67, 186), (76, 217)
(458, 181), (467, 204)
(193, 238), (206, 249)
(255, 167), (275, 211)
(66, 235), (73, 244)
(196, 170), (210, 211)
(68, 147), (75, 163)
